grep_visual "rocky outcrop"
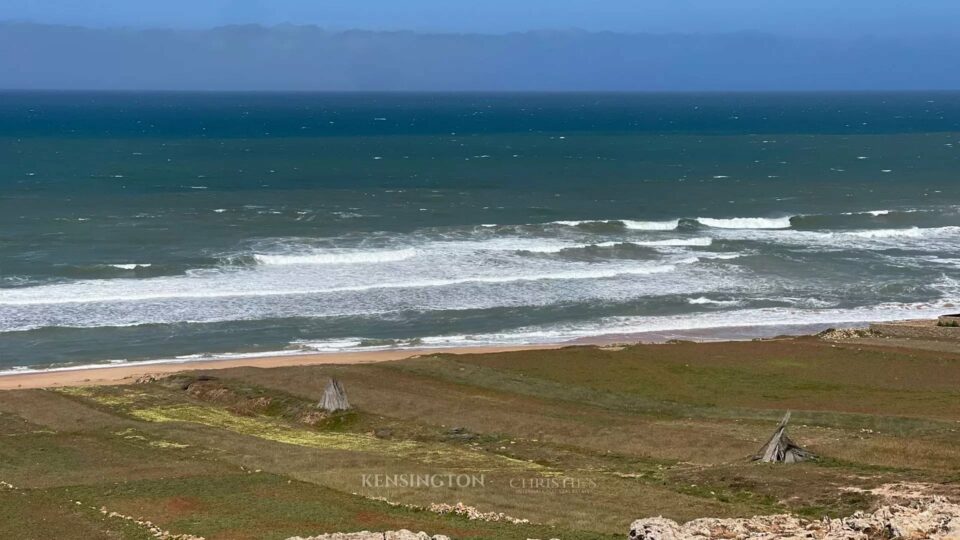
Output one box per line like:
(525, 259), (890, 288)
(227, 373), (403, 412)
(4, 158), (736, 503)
(938, 314), (960, 327)
(816, 327), (880, 340)
(629, 496), (960, 539)
(869, 320), (960, 341)
(366, 497), (531, 524)
(98, 505), (205, 540)
(285, 531), (449, 540)
(289, 500), (533, 540)
(428, 502), (530, 524)
(134, 373), (163, 384)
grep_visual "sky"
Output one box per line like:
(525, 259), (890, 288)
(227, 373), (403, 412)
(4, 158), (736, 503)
(2, 1), (958, 91)
(1, 0), (957, 36)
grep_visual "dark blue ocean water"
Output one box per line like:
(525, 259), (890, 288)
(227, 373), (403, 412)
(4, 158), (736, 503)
(1, 92), (959, 370)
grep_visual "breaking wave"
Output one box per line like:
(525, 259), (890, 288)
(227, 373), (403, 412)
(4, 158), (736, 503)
(844, 227), (950, 239)
(622, 220), (682, 230)
(696, 217), (794, 229)
(687, 296), (742, 306)
(253, 248), (417, 265)
(263, 299), (960, 355)
(0, 264), (684, 307)
(109, 263), (153, 270)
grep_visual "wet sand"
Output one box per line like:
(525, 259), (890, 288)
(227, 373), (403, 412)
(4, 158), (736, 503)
(0, 344), (563, 390)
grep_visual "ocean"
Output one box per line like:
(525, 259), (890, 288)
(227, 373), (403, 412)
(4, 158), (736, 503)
(1, 91), (959, 371)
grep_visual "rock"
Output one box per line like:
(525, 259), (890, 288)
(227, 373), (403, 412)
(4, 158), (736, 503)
(294, 533), (380, 540)
(298, 410), (327, 426)
(629, 495), (960, 539)
(134, 373), (162, 384)
(384, 531), (432, 540)
(285, 533), (378, 540)
(629, 517), (683, 540)
(444, 426), (477, 441)
(285, 532), (449, 540)
(817, 327), (880, 341)
(374, 427), (394, 439)
(427, 502), (529, 524)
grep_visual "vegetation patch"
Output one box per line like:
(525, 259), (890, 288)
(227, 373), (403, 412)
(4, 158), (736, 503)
(130, 404), (538, 471)
(7, 338), (960, 536)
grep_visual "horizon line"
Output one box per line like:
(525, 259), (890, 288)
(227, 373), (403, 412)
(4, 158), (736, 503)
(4, 88), (960, 94)
(2, 19), (952, 40)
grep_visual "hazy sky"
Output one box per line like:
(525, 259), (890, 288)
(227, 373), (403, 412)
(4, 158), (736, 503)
(4, 1), (958, 91)
(1, 0), (956, 35)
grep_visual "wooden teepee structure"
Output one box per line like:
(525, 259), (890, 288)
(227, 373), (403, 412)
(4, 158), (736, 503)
(753, 412), (815, 463)
(319, 377), (351, 412)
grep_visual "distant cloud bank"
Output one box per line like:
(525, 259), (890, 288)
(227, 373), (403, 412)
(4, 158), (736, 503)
(1, 23), (958, 91)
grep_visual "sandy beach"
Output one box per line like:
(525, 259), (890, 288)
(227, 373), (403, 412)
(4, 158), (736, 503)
(0, 322), (854, 391)
(0, 344), (563, 390)
(0, 322), (840, 391)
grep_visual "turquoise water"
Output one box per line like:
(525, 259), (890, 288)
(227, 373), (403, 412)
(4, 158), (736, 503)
(1, 92), (959, 369)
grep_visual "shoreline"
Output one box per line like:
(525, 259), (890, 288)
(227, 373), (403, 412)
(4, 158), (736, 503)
(0, 322), (847, 391)
(0, 344), (565, 390)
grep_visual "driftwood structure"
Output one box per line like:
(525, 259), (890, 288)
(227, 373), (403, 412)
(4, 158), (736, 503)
(319, 378), (351, 412)
(753, 412), (815, 463)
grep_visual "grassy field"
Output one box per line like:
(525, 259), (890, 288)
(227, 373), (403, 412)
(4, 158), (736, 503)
(2, 336), (960, 539)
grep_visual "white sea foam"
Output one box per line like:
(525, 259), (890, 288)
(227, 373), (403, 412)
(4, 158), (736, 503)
(622, 220), (681, 230)
(913, 256), (960, 267)
(8, 297), (958, 373)
(700, 253), (742, 260)
(253, 248), (417, 266)
(0, 264), (680, 307)
(230, 300), (960, 356)
(715, 226), (960, 250)
(0, 260), (734, 333)
(696, 216), (794, 229)
(841, 210), (891, 216)
(636, 238), (713, 247)
(419, 302), (960, 348)
(3, 210), (957, 347)
(845, 227), (929, 239)
(687, 297), (741, 306)
(755, 297), (837, 308)
(509, 242), (589, 253)
(109, 264), (152, 270)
